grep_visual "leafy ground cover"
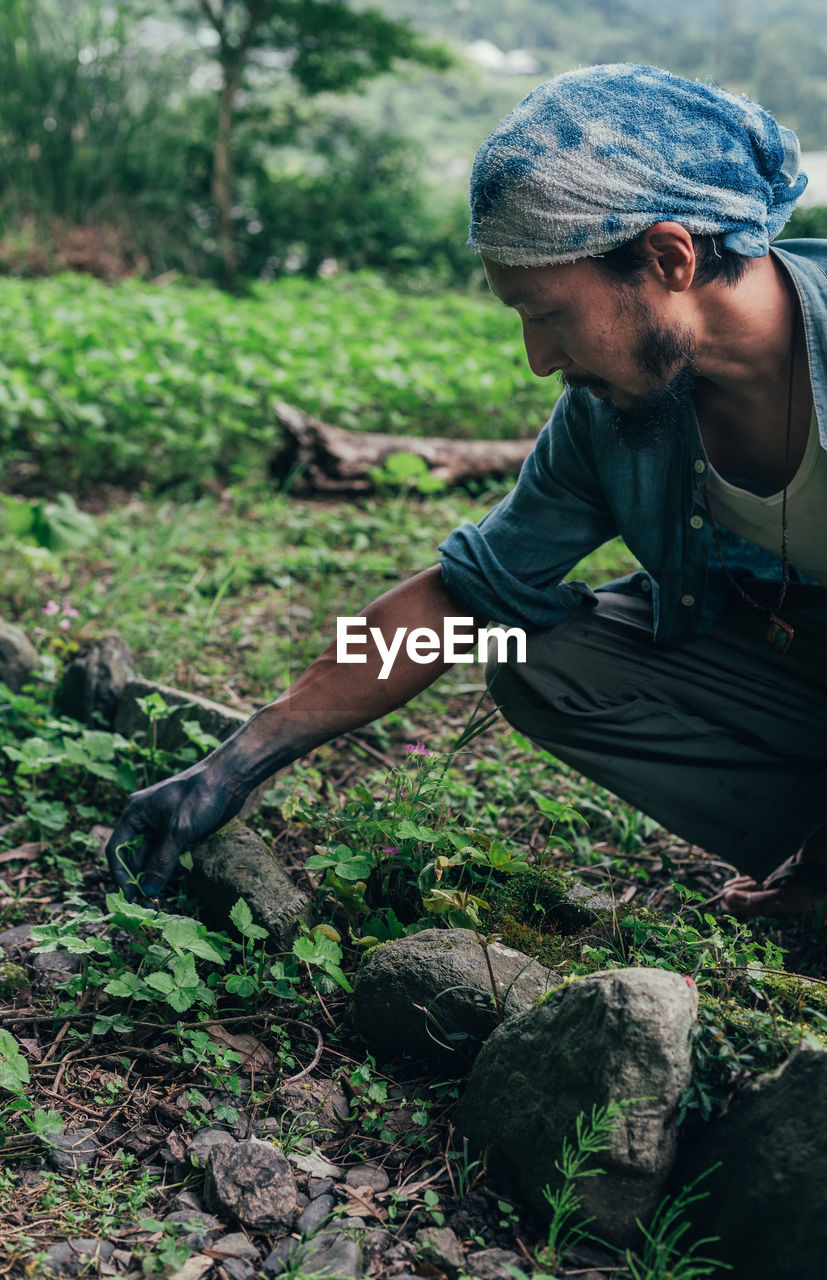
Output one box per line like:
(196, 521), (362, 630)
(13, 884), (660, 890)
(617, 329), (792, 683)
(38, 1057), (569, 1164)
(3, 485), (827, 1277)
(0, 273), (559, 497)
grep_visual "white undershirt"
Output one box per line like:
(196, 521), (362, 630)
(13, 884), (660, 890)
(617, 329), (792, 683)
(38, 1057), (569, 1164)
(706, 412), (827, 586)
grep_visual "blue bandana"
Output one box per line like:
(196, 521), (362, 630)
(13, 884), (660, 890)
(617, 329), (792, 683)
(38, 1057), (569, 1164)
(469, 63), (807, 266)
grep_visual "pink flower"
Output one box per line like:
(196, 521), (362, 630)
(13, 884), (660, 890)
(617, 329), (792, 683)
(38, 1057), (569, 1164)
(405, 741), (432, 756)
(42, 600), (59, 616)
(59, 618), (71, 631)
(62, 602), (79, 618)
(381, 845), (400, 857)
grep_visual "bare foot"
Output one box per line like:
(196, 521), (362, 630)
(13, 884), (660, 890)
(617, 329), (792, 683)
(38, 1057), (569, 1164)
(721, 857), (827, 918)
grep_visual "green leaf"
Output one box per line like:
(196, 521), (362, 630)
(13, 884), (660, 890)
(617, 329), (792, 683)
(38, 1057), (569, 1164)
(0, 1030), (30, 1094)
(229, 898), (268, 941)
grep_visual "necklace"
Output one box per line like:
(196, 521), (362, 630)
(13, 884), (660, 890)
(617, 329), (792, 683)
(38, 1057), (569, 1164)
(702, 311), (798, 655)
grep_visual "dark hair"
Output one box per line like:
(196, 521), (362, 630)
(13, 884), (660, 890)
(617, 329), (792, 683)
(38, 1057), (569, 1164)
(594, 233), (753, 287)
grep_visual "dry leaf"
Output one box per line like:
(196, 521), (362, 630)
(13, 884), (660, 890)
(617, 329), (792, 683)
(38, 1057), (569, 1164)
(204, 1022), (275, 1074)
(340, 1184), (387, 1222)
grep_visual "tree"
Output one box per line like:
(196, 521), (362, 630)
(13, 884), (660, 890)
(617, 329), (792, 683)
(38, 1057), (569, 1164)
(173, 0), (452, 287)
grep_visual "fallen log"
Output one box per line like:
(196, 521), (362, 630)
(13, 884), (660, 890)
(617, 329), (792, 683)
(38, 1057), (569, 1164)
(270, 401), (537, 495)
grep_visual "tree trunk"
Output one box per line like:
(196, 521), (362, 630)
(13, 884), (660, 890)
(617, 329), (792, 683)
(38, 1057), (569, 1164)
(212, 57), (241, 291)
(271, 401), (537, 495)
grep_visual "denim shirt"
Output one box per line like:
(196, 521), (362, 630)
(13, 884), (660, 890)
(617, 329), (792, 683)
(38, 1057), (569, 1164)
(439, 239), (827, 643)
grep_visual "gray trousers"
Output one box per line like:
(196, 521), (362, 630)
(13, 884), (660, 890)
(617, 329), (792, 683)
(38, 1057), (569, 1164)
(486, 585), (827, 880)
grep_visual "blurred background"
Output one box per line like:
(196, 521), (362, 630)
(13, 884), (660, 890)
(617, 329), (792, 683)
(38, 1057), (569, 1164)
(2, 0), (826, 291)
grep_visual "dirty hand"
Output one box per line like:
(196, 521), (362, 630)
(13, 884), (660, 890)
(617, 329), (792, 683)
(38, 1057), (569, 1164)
(105, 762), (242, 902)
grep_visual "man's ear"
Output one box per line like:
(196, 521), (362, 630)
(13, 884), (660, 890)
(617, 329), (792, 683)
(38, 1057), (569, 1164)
(637, 222), (696, 293)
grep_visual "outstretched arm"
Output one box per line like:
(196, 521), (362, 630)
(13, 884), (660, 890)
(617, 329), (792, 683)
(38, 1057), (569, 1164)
(106, 565), (483, 898)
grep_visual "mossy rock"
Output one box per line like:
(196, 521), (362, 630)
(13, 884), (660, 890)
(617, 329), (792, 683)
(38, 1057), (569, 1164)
(0, 961), (31, 1000)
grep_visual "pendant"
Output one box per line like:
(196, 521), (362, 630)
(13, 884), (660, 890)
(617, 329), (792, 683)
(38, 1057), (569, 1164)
(765, 615), (794, 654)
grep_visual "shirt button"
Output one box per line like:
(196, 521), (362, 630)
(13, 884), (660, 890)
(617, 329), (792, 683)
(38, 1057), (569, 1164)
(694, 459), (706, 474)
(680, 594), (695, 607)
(690, 515), (704, 530)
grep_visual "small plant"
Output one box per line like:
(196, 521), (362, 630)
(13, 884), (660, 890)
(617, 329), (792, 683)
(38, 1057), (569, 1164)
(536, 1099), (630, 1269)
(625, 1168), (730, 1279)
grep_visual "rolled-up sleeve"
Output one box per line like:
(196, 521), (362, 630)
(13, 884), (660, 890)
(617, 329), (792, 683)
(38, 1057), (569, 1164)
(439, 390), (618, 626)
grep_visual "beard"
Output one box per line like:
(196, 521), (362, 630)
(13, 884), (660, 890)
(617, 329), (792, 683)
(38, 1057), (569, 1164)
(564, 292), (698, 451)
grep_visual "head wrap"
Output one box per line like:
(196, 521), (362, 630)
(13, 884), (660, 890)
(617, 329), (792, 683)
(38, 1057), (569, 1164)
(469, 63), (807, 266)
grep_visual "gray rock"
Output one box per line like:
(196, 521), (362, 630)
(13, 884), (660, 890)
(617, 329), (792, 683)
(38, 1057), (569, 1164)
(0, 922), (33, 950)
(354, 928), (561, 1063)
(309, 1177), (335, 1199)
(296, 1193), (335, 1237)
(415, 1226), (465, 1273)
(287, 1148), (343, 1180)
(302, 1231), (364, 1279)
(46, 1130), (99, 1174)
(204, 1137), (297, 1232)
(188, 1126), (236, 1167)
(114, 676), (248, 753)
(344, 1163), (389, 1192)
(41, 1238), (114, 1275)
(456, 967), (697, 1247)
(162, 1210), (223, 1249)
(465, 1248), (523, 1280)
(260, 1237), (301, 1278)
(275, 1076), (351, 1139)
(221, 1260), (256, 1280)
(0, 619), (38, 694)
(681, 1040), (827, 1279)
(56, 635), (135, 728)
(212, 1232), (261, 1261)
(33, 949), (82, 978)
(190, 822), (312, 950)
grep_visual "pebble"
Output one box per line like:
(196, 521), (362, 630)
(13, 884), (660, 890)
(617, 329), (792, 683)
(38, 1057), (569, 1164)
(0, 923), (32, 949)
(212, 1233), (260, 1262)
(415, 1226), (465, 1273)
(465, 1248), (524, 1280)
(295, 1193), (335, 1237)
(47, 1130), (99, 1174)
(287, 1149), (343, 1180)
(303, 1232), (364, 1279)
(42, 1238), (115, 1276)
(221, 1260), (256, 1280)
(309, 1176), (335, 1199)
(162, 1210), (223, 1250)
(344, 1163), (389, 1192)
(260, 1237), (300, 1278)
(187, 1126), (236, 1167)
(33, 950), (82, 977)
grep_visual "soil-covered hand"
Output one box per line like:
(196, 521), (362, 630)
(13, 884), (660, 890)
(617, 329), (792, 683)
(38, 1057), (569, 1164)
(105, 763), (242, 901)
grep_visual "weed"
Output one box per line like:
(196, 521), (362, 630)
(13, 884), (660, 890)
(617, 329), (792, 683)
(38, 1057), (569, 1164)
(625, 1168), (731, 1279)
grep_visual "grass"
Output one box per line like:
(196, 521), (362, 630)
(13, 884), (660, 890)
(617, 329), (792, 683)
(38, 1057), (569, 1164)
(0, 272), (562, 494)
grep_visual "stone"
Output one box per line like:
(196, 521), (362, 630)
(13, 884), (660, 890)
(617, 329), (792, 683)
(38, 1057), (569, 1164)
(187, 1126), (236, 1167)
(354, 928), (561, 1064)
(164, 1255), (213, 1280)
(308, 1177), (335, 1199)
(162, 1210), (223, 1250)
(190, 823), (312, 950)
(204, 1138), (298, 1232)
(114, 676), (249, 753)
(302, 1231), (364, 1279)
(287, 1148), (343, 1180)
(465, 1248), (523, 1280)
(211, 1232), (261, 1262)
(415, 1226), (465, 1273)
(0, 922), (33, 950)
(344, 1163), (389, 1192)
(260, 1238), (301, 1278)
(34, 950), (82, 978)
(56, 636), (135, 728)
(680, 1040), (827, 1279)
(455, 967), (698, 1247)
(46, 1130), (100, 1174)
(275, 1076), (351, 1139)
(0, 960), (31, 1000)
(295, 1193), (336, 1237)
(0, 619), (38, 693)
(41, 1238), (114, 1275)
(221, 1260), (256, 1280)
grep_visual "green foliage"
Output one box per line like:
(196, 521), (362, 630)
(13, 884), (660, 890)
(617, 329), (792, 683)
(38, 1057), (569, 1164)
(536, 1099), (629, 1268)
(625, 1169), (731, 1279)
(0, 273), (554, 494)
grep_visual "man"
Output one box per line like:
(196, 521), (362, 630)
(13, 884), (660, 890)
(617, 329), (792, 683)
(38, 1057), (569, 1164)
(107, 63), (827, 917)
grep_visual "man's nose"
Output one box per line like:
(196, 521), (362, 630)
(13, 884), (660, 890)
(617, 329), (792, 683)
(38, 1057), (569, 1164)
(521, 320), (566, 378)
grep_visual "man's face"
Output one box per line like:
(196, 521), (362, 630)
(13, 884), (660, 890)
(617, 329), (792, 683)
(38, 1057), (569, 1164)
(482, 255), (697, 449)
